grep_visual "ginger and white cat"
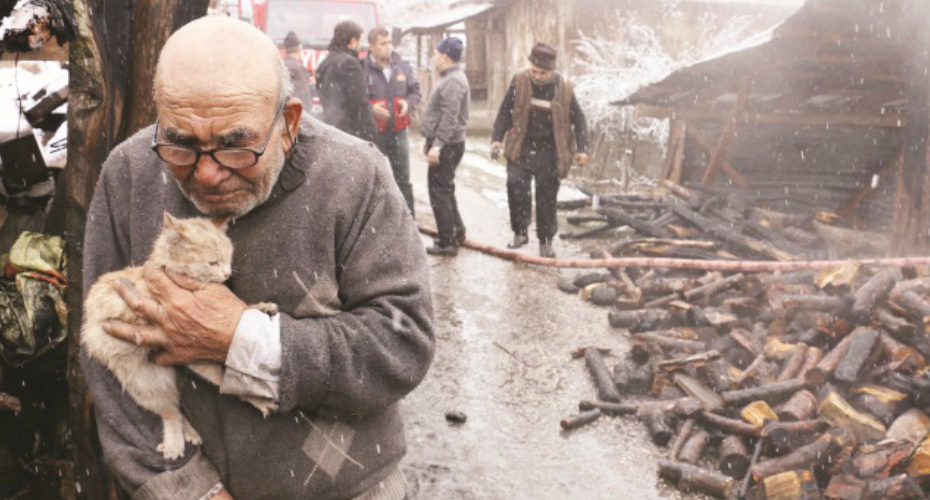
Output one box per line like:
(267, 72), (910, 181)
(82, 213), (277, 460)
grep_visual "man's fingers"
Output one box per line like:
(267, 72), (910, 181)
(151, 350), (182, 366)
(113, 278), (168, 324)
(102, 320), (171, 347)
(163, 269), (207, 292)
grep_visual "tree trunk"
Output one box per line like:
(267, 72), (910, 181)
(65, 1), (209, 498)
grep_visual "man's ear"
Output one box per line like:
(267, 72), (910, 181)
(282, 97), (303, 152)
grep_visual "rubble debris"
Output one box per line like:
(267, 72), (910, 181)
(565, 264), (930, 499)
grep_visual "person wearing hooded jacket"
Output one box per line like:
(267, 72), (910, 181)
(316, 20), (377, 142)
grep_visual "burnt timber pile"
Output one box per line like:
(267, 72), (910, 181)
(562, 264), (930, 500)
(558, 180), (871, 262)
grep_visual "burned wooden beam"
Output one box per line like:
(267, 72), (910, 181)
(750, 433), (841, 480)
(775, 390), (819, 422)
(608, 309), (669, 332)
(833, 328), (880, 384)
(658, 350), (722, 372)
(850, 269), (901, 324)
(583, 347), (622, 403)
(678, 430), (711, 465)
(700, 411), (762, 437)
(723, 380), (810, 407)
(777, 343), (809, 382)
(560, 409), (602, 431)
(683, 273), (745, 302)
(643, 410), (675, 447)
(674, 372), (726, 413)
(657, 460), (737, 499)
(578, 400), (638, 416)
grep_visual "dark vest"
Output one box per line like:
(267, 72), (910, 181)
(503, 70), (576, 179)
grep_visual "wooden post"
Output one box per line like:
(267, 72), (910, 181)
(66, 1), (209, 498)
(700, 82), (750, 187)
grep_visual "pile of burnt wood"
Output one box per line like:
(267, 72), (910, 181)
(557, 181), (868, 261)
(561, 265), (930, 500)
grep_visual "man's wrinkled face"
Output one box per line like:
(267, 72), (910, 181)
(529, 64), (555, 85)
(155, 92), (287, 219)
(371, 35), (393, 62)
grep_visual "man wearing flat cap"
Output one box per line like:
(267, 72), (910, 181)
(282, 31), (313, 110)
(491, 42), (589, 258)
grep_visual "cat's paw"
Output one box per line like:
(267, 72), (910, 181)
(183, 423), (202, 446)
(250, 302), (279, 316)
(245, 397), (278, 417)
(157, 436), (186, 460)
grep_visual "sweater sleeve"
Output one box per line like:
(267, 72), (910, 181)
(570, 93), (589, 153)
(81, 149), (222, 500)
(431, 79), (468, 150)
(491, 78), (517, 143)
(276, 149), (435, 420)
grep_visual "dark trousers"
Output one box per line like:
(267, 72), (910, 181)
(507, 139), (560, 241)
(375, 129), (414, 216)
(427, 141), (466, 246)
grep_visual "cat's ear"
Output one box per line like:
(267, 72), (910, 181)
(210, 217), (231, 232)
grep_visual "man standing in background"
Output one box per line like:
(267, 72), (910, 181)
(316, 20), (377, 141)
(420, 37), (469, 256)
(491, 42), (589, 259)
(282, 31), (313, 110)
(363, 27), (421, 216)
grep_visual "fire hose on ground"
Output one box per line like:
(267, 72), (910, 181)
(417, 224), (930, 272)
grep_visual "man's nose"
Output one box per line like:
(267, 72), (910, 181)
(193, 154), (231, 188)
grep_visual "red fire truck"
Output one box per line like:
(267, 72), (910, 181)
(244, 0), (381, 72)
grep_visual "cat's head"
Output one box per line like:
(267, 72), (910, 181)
(149, 213), (234, 283)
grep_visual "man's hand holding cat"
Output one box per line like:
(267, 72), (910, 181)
(102, 267), (248, 365)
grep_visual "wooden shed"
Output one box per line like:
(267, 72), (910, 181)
(619, 0), (930, 255)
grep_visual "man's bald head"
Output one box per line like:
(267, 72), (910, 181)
(155, 17), (292, 108)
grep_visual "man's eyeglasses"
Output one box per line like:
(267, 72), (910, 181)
(150, 103), (286, 169)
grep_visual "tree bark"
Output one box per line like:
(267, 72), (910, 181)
(66, 1), (209, 498)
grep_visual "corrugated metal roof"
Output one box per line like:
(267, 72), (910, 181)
(402, 4), (496, 34)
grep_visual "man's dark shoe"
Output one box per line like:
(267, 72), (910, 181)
(507, 233), (529, 249)
(456, 228), (467, 245)
(427, 244), (458, 256)
(539, 242), (556, 259)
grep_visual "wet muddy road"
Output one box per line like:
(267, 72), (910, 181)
(399, 139), (690, 500)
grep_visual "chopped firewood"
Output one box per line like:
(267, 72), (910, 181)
(583, 347), (622, 403)
(578, 400), (638, 416)
(886, 409), (930, 445)
(775, 390), (819, 422)
(718, 435), (751, 479)
(761, 420), (829, 455)
(731, 328), (764, 357)
(560, 409), (602, 431)
(683, 273), (746, 302)
(608, 309), (669, 332)
(854, 439), (915, 480)
(862, 474), (924, 500)
(750, 469), (821, 500)
(906, 436), (930, 479)
(678, 430), (711, 466)
(781, 294), (850, 314)
(751, 433), (842, 480)
(850, 269), (900, 324)
(643, 410), (675, 447)
(742, 401), (780, 427)
(670, 417), (698, 461)
(824, 475), (866, 500)
(658, 460), (737, 499)
(700, 411), (762, 437)
(778, 344), (809, 382)
(818, 391), (887, 442)
(834, 328), (880, 384)
(675, 372), (726, 412)
(724, 380), (811, 407)
(658, 350), (722, 372)
(766, 337), (800, 362)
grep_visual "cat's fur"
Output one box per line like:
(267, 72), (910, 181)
(82, 213), (277, 460)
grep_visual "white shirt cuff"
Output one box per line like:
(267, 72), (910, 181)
(220, 309), (281, 401)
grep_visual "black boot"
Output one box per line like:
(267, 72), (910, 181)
(507, 232), (529, 249)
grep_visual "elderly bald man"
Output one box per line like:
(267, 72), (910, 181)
(81, 17), (432, 500)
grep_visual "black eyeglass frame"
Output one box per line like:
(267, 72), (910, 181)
(150, 102), (287, 169)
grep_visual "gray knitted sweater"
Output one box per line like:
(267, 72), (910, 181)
(81, 118), (434, 499)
